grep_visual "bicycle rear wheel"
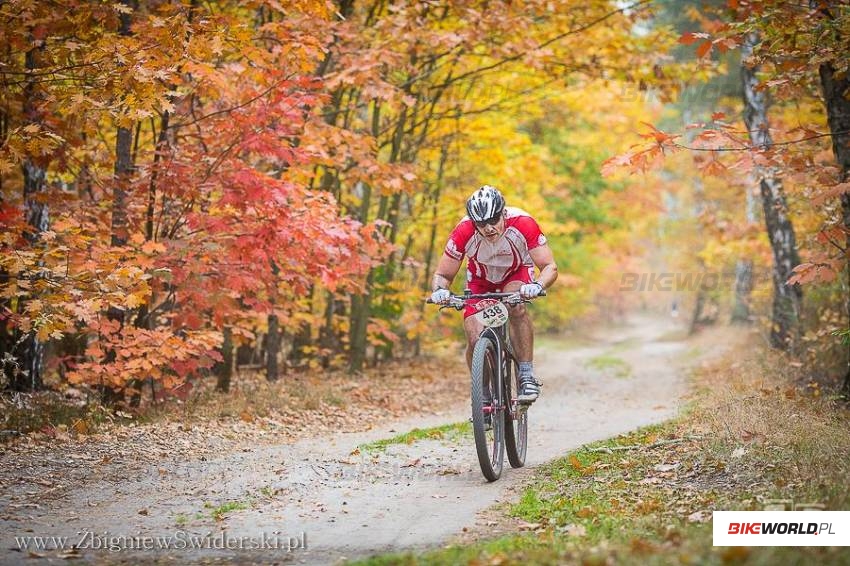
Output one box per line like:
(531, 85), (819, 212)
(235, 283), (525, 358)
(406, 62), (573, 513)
(471, 335), (504, 482)
(504, 357), (528, 468)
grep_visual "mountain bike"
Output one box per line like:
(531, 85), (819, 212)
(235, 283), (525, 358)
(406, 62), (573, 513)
(428, 290), (544, 481)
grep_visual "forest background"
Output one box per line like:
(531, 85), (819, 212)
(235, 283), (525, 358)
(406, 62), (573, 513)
(1, 0), (848, 409)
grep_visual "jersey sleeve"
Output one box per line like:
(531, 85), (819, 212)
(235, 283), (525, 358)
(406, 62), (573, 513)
(513, 216), (547, 250)
(444, 219), (475, 260)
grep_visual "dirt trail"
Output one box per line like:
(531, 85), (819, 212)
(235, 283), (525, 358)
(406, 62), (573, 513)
(0, 315), (742, 565)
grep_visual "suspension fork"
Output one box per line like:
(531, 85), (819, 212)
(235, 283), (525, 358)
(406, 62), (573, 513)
(480, 326), (505, 411)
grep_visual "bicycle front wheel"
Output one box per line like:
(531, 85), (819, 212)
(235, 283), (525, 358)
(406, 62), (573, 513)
(471, 335), (504, 482)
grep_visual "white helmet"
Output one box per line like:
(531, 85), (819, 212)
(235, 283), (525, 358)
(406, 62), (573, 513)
(465, 185), (505, 223)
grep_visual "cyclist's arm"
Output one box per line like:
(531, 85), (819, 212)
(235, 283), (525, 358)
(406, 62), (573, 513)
(432, 253), (462, 291)
(529, 244), (558, 289)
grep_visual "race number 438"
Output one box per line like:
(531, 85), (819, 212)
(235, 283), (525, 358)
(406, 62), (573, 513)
(474, 302), (509, 328)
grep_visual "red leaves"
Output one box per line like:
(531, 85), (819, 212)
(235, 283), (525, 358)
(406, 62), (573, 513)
(601, 124), (681, 176)
(678, 32), (709, 46)
(695, 40), (714, 59)
(811, 181), (850, 206)
(638, 122), (678, 145)
(678, 29), (738, 59)
(787, 261), (839, 286)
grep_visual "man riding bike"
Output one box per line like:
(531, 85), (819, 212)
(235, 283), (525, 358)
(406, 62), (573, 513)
(430, 185), (558, 403)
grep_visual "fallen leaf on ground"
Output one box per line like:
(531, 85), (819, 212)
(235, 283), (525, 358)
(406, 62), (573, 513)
(559, 523), (587, 537)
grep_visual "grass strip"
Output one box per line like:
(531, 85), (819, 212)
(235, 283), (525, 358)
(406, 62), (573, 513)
(358, 421), (472, 453)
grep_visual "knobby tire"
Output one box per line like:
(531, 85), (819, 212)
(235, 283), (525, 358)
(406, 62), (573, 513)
(504, 356), (527, 468)
(471, 335), (504, 482)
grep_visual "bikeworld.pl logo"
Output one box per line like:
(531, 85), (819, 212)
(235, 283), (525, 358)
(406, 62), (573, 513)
(713, 511), (850, 546)
(727, 522), (835, 535)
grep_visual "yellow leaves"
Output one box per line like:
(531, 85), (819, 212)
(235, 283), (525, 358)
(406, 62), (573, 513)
(124, 290), (148, 309)
(2, 125), (67, 163)
(568, 454), (597, 476)
(0, 156), (14, 175)
(24, 299), (44, 314)
(209, 35), (224, 57)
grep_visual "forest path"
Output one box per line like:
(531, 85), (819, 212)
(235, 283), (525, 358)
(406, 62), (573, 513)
(0, 314), (744, 565)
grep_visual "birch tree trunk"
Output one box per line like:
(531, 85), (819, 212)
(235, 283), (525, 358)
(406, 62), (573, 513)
(741, 33), (803, 350)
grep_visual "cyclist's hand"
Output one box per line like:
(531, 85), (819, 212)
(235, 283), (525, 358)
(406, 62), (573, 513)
(520, 282), (544, 299)
(430, 288), (451, 304)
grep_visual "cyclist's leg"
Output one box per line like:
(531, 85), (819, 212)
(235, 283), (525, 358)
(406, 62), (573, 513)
(502, 269), (534, 364)
(464, 315), (484, 370)
(463, 277), (493, 370)
(502, 268), (540, 401)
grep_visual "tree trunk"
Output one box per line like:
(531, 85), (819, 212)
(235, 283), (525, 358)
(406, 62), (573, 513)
(215, 326), (234, 393)
(288, 286), (314, 366)
(266, 313), (281, 381)
(11, 46), (49, 391)
(100, 0), (136, 404)
(146, 111), (169, 241)
(348, 180), (374, 372)
(319, 291), (345, 368)
(111, 125), (133, 246)
(817, 59), (850, 394)
(415, 143), (449, 356)
(111, 2), (135, 247)
(741, 33), (802, 350)
(731, 259), (754, 323)
(349, 272), (374, 374)
(732, 179), (758, 323)
(0, 108), (12, 380)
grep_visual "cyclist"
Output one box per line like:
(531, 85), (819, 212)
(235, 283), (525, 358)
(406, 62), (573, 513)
(430, 185), (558, 403)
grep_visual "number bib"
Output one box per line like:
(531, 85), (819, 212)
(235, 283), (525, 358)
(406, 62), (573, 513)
(473, 300), (509, 328)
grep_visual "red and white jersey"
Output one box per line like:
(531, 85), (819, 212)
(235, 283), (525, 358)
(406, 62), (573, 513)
(444, 207), (547, 284)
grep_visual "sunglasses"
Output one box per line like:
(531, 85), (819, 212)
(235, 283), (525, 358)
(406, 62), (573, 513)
(474, 216), (502, 228)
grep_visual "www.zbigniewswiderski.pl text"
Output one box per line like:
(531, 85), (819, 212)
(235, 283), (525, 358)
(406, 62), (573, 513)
(14, 530), (307, 552)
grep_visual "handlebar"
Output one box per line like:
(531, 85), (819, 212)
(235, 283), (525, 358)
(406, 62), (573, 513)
(426, 289), (546, 310)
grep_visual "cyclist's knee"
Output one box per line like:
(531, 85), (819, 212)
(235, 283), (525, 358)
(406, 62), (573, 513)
(509, 303), (529, 317)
